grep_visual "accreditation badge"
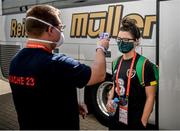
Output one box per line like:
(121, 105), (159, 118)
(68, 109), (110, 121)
(119, 98), (128, 125)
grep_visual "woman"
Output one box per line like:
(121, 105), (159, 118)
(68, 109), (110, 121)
(106, 18), (157, 130)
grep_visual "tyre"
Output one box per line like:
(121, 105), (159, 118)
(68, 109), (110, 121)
(85, 76), (113, 127)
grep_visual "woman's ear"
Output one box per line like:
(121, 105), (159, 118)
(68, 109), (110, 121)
(134, 39), (140, 46)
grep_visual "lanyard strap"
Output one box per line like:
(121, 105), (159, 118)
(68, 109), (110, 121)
(26, 41), (52, 53)
(115, 52), (137, 97)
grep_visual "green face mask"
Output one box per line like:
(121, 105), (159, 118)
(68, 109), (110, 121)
(117, 41), (134, 53)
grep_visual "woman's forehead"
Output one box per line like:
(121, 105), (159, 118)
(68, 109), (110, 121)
(118, 31), (133, 38)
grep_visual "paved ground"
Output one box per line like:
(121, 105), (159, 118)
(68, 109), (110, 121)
(0, 79), (11, 95)
(0, 93), (19, 130)
(80, 114), (108, 130)
(0, 79), (107, 130)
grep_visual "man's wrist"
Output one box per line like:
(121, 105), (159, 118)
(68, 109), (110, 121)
(96, 45), (107, 55)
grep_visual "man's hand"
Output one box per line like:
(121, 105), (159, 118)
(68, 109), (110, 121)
(79, 103), (88, 119)
(97, 38), (110, 51)
(98, 32), (110, 50)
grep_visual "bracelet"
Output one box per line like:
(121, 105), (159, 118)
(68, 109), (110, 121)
(96, 45), (107, 55)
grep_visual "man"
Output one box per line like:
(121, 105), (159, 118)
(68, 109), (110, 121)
(9, 4), (109, 130)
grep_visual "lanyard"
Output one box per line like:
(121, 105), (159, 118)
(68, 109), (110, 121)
(26, 41), (52, 53)
(115, 52), (137, 98)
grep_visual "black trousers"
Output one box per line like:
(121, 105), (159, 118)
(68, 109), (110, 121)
(108, 116), (146, 130)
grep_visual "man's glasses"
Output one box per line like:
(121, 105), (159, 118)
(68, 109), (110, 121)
(116, 37), (135, 43)
(55, 24), (66, 32)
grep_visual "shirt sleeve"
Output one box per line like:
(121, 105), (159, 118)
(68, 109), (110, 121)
(144, 60), (157, 87)
(51, 54), (91, 88)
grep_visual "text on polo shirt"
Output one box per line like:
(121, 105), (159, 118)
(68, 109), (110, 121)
(9, 75), (35, 87)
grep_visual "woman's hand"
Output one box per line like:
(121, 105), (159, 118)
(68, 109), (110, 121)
(106, 99), (115, 113)
(141, 118), (147, 127)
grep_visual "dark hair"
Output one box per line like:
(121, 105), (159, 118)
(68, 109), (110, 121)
(25, 5), (60, 37)
(120, 17), (141, 40)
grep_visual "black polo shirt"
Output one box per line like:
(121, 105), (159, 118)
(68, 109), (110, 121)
(9, 48), (91, 130)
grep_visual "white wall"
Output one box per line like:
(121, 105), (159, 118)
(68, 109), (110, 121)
(0, 0), (2, 15)
(159, 0), (180, 129)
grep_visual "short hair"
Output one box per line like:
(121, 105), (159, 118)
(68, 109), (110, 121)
(25, 4), (60, 37)
(120, 17), (141, 40)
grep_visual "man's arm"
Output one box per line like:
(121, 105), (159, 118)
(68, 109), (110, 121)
(141, 85), (156, 127)
(87, 39), (109, 86)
